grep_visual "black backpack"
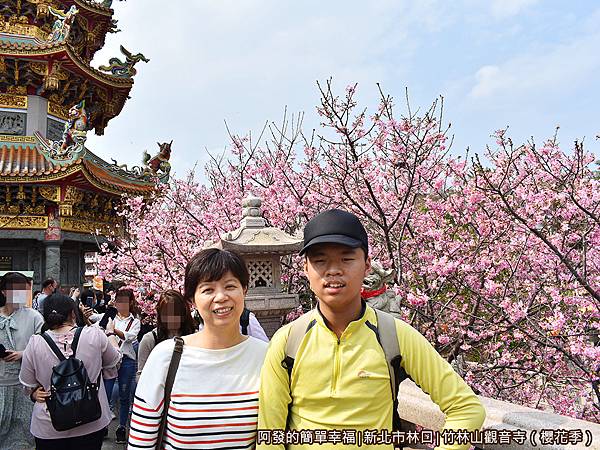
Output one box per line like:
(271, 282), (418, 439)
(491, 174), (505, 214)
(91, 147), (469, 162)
(240, 308), (251, 335)
(41, 327), (102, 431)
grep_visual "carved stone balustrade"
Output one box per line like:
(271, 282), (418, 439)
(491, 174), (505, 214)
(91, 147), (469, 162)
(397, 379), (600, 450)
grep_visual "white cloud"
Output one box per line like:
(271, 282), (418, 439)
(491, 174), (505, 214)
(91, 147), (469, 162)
(467, 24), (600, 101)
(85, 0), (452, 176)
(82, 0), (600, 178)
(469, 65), (501, 98)
(491, 0), (540, 19)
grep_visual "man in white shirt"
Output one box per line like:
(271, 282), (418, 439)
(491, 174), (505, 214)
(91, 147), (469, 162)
(34, 278), (57, 314)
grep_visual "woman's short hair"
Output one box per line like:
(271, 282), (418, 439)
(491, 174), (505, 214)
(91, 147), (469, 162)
(115, 288), (138, 315)
(43, 294), (77, 329)
(184, 249), (249, 301)
(156, 289), (196, 342)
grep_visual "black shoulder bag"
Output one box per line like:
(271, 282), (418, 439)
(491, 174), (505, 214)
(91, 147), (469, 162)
(155, 336), (184, 449)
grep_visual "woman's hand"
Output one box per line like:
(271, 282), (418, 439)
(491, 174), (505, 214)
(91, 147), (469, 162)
(31, 387), (50, 403)
(105, 318), (115, 334)
(83, 305), (94, 319)
(3, 350), (22, 362)
(79, 303), (93, 326)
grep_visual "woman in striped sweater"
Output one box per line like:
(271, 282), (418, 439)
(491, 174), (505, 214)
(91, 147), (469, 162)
(128, 249), (268, 450)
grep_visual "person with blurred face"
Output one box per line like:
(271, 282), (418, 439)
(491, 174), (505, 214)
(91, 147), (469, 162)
(0, 272), (44, 448)
(90, 288), (140, 444)
(19, 294), (121, 449)
(136, 289), (196, 380)
(68, 286), (84, 324)
(34, 278), (56, 314)
(257, 209), (486, 450)
(129, 249), (268, 449)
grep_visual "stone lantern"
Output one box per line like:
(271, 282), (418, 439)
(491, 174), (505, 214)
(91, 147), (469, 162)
(213, 194), (302, 337)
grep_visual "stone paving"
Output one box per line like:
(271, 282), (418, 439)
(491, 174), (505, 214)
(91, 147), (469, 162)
(103, 414), (126, 449)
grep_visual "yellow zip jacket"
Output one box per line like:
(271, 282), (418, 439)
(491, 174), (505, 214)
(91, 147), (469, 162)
(257, 304), (485, 450)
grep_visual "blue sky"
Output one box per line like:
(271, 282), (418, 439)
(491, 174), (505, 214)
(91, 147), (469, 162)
(86, 0), (600, 178)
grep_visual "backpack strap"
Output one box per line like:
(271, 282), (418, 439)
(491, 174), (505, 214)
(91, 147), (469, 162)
(41, 332), (67, 362)
(282, 311), (317, 378)
(70, 327), (84, 358)
(117, 318), (135, 347)
(152, 330), (158, 346)
(375, 309), (408, 432)
(240, 308), (251, 336)
(156, 336), (184, 450)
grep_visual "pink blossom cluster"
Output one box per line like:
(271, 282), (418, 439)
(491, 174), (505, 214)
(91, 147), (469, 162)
(98, 82), (600, 422)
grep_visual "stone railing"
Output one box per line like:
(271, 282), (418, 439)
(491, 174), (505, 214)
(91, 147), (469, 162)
(397, 379), (600, 450)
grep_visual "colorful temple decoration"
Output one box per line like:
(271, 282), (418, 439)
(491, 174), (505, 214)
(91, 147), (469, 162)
(0, 0), (163, 289)
(98, 44), (149, 78)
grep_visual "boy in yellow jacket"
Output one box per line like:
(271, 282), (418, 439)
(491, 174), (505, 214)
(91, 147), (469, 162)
(257, 209), (485, 450)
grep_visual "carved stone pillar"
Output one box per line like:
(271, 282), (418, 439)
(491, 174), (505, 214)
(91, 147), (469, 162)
(44, 242), (61, 284)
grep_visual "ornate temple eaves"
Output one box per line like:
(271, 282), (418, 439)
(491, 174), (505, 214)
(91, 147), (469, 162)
(65, 0), (114, 16)
(82, 160), (156, 195)
(1, 0), (117, 60)
(66, 46), (134, 87)
(0, 135), (155, 196)
(23, 0), (114, 18)
(0, 42), (136, 135)
(0, 40), (134, 88)
(0, 1), (149, 135)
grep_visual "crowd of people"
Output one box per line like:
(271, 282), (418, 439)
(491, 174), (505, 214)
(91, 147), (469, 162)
(0, 209), (485, 450)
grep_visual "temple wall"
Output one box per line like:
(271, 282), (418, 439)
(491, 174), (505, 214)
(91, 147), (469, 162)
(0, 232), (101, 290)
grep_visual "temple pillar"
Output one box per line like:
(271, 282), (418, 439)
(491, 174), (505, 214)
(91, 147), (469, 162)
(44, 242), (61, 283)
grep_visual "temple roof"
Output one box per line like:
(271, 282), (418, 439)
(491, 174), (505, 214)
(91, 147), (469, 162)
(0, 40), (134, 134)
(0, 135), (155, 195)
(0, 3), (148, 135)
(0, 34), (132, 87)
(65, 0), (113, 16)
(65, 0), (114, 60)
(0, 0), (116, 60)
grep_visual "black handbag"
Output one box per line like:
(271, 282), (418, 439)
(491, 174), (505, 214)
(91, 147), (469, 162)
(156, 336), (184, 449)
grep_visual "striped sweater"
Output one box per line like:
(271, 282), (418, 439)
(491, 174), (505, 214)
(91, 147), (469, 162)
(128, 336), (268, 450)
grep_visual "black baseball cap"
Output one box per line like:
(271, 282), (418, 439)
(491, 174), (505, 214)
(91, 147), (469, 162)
(300, 209), (369, 256)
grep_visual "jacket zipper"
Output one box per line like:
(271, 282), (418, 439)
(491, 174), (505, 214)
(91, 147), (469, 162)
(331, 337), (341, 396)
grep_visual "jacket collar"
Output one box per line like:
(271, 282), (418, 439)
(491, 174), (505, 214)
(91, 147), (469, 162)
(314, 300), (377, 335)
(116, 313), (133, 321)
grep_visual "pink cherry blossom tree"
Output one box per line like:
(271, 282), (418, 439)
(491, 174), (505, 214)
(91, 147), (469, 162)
(98, 81), (599, 422)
